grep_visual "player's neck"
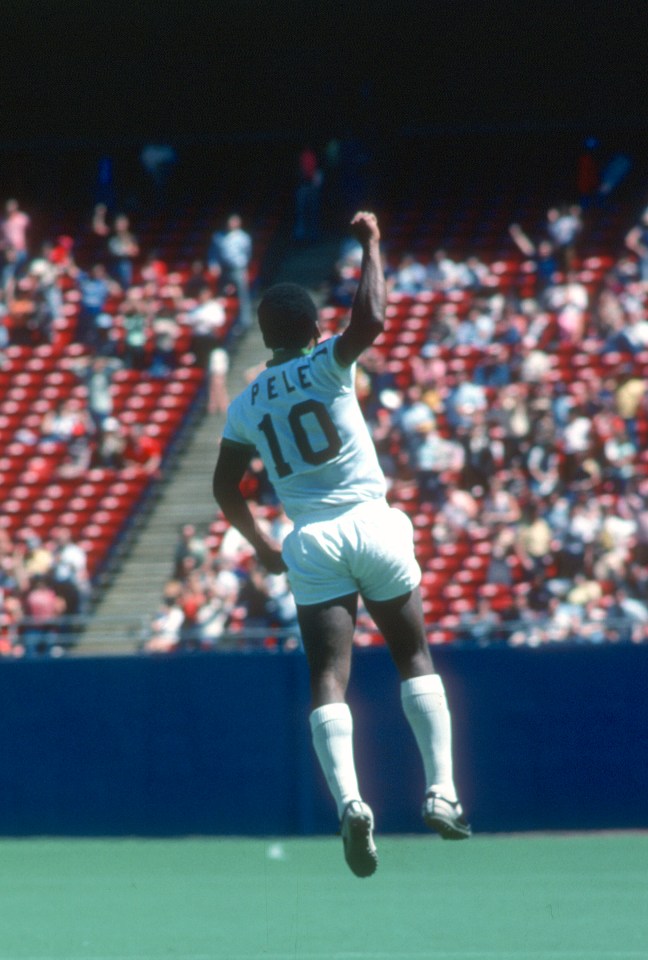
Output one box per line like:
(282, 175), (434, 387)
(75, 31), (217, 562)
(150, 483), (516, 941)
(267, 345), (314, 367)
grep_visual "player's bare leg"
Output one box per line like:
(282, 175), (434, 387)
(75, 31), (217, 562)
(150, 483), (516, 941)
(365, 588), (471, 840)
(299, 594), (378, 877)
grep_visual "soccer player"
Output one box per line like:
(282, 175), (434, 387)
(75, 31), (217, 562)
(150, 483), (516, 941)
(212, 211), (470, 878)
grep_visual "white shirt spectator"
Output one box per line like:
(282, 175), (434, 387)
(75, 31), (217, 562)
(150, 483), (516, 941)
(562, 415), (592, 454)
(186, 297), (226, 336)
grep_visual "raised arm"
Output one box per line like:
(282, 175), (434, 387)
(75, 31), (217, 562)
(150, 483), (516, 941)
(212, 441), (287, 573)
(336, 211), (386, 366)
(508, 222), (536, 258)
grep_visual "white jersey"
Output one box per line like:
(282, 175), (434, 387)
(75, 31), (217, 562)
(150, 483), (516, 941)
(222, 335), (386, 523)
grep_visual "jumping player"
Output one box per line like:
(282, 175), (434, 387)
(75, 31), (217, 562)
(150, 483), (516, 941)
(212, 211), (470, 877)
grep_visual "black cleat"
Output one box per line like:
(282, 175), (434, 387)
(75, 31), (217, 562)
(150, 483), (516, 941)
(422, 791), (472, 840)
(340, 800), (378, 877)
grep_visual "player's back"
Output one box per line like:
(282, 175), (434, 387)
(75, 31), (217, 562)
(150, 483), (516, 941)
(223, 336), (386, 523)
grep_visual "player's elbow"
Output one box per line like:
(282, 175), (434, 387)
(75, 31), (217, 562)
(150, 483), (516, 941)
(350, 304), (385, 341)
(364, 315), (385, 345)
(337, 316), (384, 364)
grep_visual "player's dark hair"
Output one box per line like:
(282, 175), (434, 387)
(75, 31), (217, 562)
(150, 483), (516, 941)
(258, 283), (319, 349)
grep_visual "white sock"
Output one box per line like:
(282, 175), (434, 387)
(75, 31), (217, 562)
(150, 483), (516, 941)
(309, 702), (362, 820)
(401, 674), (458, 803)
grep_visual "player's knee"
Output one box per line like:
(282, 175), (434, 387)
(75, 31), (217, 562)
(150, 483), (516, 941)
(387, 639), (433, 679)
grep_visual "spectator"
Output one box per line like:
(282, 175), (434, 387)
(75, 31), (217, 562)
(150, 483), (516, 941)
(1, 198), (30, 297)
(187, 287), (229, 413)
(482, 476), (522, 528)
(526, 416), (561, 498)
(329, 243), (362, 307)
(393, 254), (427, 295)
(70, 354), (122, 436)
(185, 286), (227, 369)
(446, 372), (488, 430)
(457, 596), (501, 646)
(144, 594), (185, 654)
(0, 294), (9, 364)
(40, 399), (90, 446)
(495, 383), (531, 462)
(28, 242), (63, 339)
(150, 309), (180, 377)
(183, 259), (210, 299)
(58, 424), (94, 478)
(91, 202), (111, 240)
(93, 416), (125, 469)
(74, 263), (120, 349)
(515, 503), (553, 578)
(605, 587), (648, 643)
(603, 293), (648, 354)
(615, 367), (646, 448)
(236, 560), (274, 643)
(123, 423), (163, 476)
(485, 537), (515, 587)
(559, 406), (594, 483)
(207, 214), (253, 335)
(422, 303), (458, 352)
(49, 529), (89, 649)
(508, 225), (559, 294)
(619, 479), (648, 566)
(395, 384), (436, 466)
(178, 570), (208, 649)
(21, 574), (64, 656)
(265, 571), (300, 649)
(173, 524), (208, 579)
(459, 420), (498, 491)
(207, 337), (230, 415)
(624, 207), (648, 283)
(120, 293), (150, 370)
(414, 428), (465, 505)
(545, 205), (583, 273)
(0, 589), (22, 658)
(603, 425), (636, 493)
(455, 305), (495, 349)
(108, 214), (140, 289)
(554, 501), (599, 580)
(427, 249), (461, 291)
(16, 532), (54, 581)
(193, 582), (231, 649)
(545, 271), (589, 342)
(525, 571), (554, 617)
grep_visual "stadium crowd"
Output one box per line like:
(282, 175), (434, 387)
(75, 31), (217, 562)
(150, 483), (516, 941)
(0, 198), (250, 655)
(1, 190), (647, 654)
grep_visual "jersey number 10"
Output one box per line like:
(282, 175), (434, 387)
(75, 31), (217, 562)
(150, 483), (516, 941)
(258, 399), (342, 478)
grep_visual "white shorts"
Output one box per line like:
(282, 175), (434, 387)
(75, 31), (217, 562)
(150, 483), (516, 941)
(281, 499), (421, 606)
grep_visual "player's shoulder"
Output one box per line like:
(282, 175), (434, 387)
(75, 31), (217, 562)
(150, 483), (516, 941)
(310, 335), (353, 372)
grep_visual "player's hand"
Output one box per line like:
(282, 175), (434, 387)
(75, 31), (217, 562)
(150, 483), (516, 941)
(350, 211), (380, 245)
(255, 541), (288, 575)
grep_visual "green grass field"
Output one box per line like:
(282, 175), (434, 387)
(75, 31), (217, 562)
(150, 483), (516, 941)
(0, 833), (645, 960)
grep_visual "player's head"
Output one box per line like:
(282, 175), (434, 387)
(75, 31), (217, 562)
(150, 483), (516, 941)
(258, 283), (319, 350)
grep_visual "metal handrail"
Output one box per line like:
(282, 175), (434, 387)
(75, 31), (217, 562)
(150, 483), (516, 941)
(2, 611), (646, 656)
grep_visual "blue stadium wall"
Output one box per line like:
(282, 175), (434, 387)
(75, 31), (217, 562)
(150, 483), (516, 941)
(0, 645), (646, 836)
